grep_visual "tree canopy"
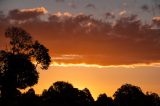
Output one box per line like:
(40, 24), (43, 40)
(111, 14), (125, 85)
(113, 84), (145, 106)
(0, 26), (51, 98)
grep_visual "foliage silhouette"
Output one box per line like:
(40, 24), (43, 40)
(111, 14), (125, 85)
(0, 81), (160, 106)
(113, 84), (146, 106)
(145, 92), (160, 106)
(0, 26), (51, 99)
(41, 81), (95, 106)
(96, 93), (114, 106)
(0, 53), (38, 98)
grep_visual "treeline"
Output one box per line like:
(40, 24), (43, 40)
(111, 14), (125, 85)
(0, 81), (160, 106)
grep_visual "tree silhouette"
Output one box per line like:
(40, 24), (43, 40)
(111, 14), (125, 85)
(80, 88), (94, 106)
(113, 84), (145, 106)
(41, 81), (95, 106)
(145, 92), (160, 106)
(54, 81), (80, 104)
(0, 26), (51, 99)
(4, 26), (51, 69)
(0, 53), (38, 98)
(96, 93), (114, 106)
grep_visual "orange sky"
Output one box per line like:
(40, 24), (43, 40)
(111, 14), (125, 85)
(29, 64), (160, 99)
(1, 0), (160, 99)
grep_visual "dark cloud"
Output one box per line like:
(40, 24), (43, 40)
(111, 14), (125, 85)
(141, 4), (150, 12)
(0, 11), (5, 21)
(146, 0), (160, 15)
(152, 0), (160, 4)
(7, 7), (47, 21)
(105, 12), (115, 19)
(55, 0), (65, 3)
(68, 2), (77, 9)
(1, 9), (160, 65)
(85, 3), (96, 9)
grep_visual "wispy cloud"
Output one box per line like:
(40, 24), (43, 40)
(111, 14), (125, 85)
(53, 54), (82, 60)
(85, 3), (96, 9)
(50, 62), (160, 69)
(68, 2), (77, 9)
(152, 16), (160, 26)
(55, 0), (65, 3)
(105, 12), (115, 19)
(53, 12), (73, 17)
(141, 4), (150, 12)
(119, 10), (127, 16)
(153, 16), (160, 21)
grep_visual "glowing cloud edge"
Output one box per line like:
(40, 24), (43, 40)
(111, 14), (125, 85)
(49, 62), (160, 68)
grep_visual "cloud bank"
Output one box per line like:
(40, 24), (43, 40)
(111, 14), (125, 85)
(0, 7), (160, 65)
(85, 3), (96, 9)
(55, 0), (65, 3)
(8, 7), (47, 21)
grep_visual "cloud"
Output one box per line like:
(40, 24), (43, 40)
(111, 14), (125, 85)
(0, 11), (5, 21)
(141, 4), (150, 12)
(153, 16), (160, 21)
(20, 7), (48, 13)
(85, 3), (96, 9)
(8, 7), (48, 21)
(48, 12), (84, 22)
(1, 8), (160, 65)
(55, 0), (65, 2)
(148, 0), (160, 15)
(50, 62), (160, 68)
(105, 12), (115, 19)
(53, 12), (73, 17)
(119, 10), (127, 16)
(152, 16), (160, 26)
(53, 54), (82, 60)
(68, 2), (77, 9)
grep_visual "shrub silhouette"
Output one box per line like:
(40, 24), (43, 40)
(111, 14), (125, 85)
(0, 26), (51, 99)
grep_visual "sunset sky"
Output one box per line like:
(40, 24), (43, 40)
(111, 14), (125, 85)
(0, 0), (160, 99)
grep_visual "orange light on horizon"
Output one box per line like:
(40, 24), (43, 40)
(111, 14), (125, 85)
(50, 61), (160, 68)
(28, 60), (160, 99)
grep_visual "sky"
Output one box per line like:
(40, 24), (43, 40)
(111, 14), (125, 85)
(0, 0), (160, 99)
